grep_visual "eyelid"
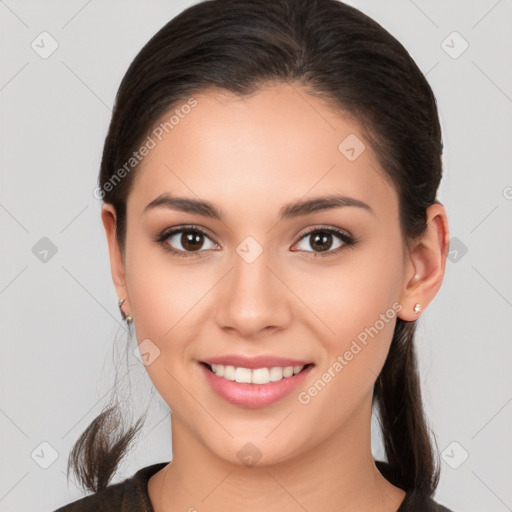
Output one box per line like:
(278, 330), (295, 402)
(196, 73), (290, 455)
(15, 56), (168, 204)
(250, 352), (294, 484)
(158, 224), (217, 243)
(295, 224), (353, 242)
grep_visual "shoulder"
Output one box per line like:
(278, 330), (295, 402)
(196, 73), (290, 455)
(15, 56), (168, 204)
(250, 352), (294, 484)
(53, 462), (168, 512)
(398, 492), (455, 512)
(375, 460), (455, 512)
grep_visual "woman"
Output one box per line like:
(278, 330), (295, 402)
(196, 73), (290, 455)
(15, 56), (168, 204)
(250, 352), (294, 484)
(55, 0), (453, 510)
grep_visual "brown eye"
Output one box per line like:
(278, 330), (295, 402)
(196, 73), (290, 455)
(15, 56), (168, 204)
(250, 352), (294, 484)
(179, 230), (205, 251)
(157, 226), (217, 257)
(309, 232), (335, 252)
(293, 226), (355, 257)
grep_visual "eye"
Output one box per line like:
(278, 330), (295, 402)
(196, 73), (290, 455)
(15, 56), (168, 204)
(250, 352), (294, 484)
(155, 225), (218, 258)
(292, 225), (356, 258)
(155, 224), (357, 259)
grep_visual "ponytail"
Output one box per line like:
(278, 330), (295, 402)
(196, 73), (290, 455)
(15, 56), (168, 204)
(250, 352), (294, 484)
(67, 405), (144, 493)
(373, 318), (441, 494)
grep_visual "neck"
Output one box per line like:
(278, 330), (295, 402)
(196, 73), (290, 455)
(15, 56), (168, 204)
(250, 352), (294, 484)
(149, 395), (406, 512)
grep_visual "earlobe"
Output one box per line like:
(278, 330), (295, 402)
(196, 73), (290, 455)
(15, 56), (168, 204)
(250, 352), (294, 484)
(397, 203), (450, 321)
(101, 204), (129, 304)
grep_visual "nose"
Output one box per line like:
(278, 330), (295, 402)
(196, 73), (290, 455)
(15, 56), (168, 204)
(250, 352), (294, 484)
(214, 248), (292, 339)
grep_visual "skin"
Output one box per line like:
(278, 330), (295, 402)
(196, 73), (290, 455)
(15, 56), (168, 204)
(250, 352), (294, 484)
(101, 83), (449, 512)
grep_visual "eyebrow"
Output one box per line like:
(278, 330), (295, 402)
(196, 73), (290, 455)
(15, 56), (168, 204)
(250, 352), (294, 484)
(143, 193), (374, 220)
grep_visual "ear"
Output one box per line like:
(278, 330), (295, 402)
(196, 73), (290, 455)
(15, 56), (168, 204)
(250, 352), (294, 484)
(101, 203), (131, 314)
(397, 202), (450, 321)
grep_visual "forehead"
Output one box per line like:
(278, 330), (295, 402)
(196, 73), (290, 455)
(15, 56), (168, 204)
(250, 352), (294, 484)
(128, 83), (397, 221)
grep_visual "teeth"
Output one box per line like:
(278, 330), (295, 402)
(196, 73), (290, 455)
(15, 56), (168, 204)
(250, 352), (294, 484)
(208, 364), (305, 384)
(234, 367), (252, 383)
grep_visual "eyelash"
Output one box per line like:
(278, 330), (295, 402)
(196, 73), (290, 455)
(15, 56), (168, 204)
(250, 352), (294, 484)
(155, 224), (357, 259)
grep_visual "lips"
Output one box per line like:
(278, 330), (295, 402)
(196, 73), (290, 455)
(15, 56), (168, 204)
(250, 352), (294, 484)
(198, 354), (315, 408)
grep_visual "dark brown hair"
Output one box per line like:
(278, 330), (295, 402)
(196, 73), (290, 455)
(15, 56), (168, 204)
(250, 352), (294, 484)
(69, 0), (443, 499)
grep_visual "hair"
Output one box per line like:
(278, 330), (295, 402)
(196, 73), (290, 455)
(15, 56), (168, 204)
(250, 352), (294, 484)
(69, 0), (443, 502)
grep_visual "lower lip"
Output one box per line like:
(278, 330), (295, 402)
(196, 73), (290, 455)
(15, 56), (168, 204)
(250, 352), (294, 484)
(199, 362), (314, 408)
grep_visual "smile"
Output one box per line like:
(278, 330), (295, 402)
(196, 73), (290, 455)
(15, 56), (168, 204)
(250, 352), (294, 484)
(198, 360), (315, 408)
(207, 363), (305, 384)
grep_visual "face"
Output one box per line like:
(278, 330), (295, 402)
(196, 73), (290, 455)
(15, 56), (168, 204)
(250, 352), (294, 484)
(104, 83), (420, 466)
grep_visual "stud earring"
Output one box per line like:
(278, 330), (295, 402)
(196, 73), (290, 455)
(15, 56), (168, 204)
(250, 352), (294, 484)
(413, 303), (422, 314)
(118, 298), (133, 323)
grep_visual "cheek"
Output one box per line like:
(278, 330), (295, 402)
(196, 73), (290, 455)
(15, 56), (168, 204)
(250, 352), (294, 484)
(296, 283), (401, 437)
(126, 238), (207, 337)
(309, 241), (403, 345)
(126, 258), (201, 411)
(305, 236), (403, 395)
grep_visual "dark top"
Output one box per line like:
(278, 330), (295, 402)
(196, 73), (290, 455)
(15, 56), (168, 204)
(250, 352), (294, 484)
(54, 460), (454, 511)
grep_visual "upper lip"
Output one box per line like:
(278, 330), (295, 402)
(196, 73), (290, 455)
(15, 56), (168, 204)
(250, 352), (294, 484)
(200, 355), (313, 369)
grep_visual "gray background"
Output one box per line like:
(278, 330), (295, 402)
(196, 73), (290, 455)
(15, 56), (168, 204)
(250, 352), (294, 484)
(1, 1), (511, 511)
